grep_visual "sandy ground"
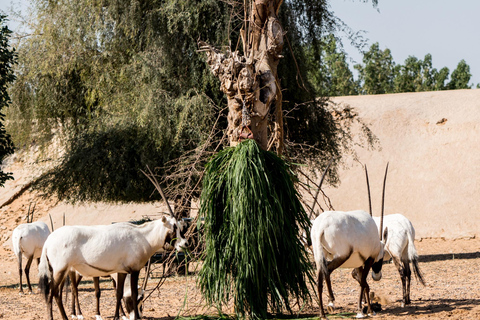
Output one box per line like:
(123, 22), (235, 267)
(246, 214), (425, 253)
(1, 190), (480, 320)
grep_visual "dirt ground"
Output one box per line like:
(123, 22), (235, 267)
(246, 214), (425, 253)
(1, 191), (480, 319)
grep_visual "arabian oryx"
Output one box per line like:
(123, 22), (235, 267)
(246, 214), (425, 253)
(373, 213), (426, 307)
(11, 220), (50, 294)
(311, 164), (389, 319)
(38, 215), (189, 320)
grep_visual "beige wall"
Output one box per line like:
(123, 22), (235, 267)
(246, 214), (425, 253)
(323, 89), (480, 239)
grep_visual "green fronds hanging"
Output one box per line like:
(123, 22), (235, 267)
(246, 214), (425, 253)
(198, 139), (313, 319)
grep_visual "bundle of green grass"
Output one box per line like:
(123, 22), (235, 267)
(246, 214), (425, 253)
(198, 139), (313, 319)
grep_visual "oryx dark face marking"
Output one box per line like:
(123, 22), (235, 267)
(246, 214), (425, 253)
(164, 224), (178, 248)
(371, 258), (384, 281)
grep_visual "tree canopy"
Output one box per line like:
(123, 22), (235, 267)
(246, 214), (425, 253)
(7, 0), (377, 203)
(351, 43), (473, 95)
(0, 14), (15, 187)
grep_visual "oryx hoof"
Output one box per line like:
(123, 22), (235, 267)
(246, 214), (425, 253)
(327, 301), (335, 313)
(77, 315), (84, 320)
(356, 312), (367, 318)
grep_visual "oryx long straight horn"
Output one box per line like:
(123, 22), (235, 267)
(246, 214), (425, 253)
(364, 165), (372, 217)
(380, 162), (389, 240)
(311, 156), (334, 217)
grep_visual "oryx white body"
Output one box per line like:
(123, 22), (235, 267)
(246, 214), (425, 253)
(311, 210), (385, 319)
(39, 215), (188, 320)
(11, 221), (50, 294)
(373, 213), (425, 306)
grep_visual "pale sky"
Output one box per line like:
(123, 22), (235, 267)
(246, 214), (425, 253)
(331, 0), (480, 86)
(1, 0), (479, 86)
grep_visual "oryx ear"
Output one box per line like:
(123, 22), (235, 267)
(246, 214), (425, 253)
(161, 216), (167, 223)
(383, 227), (388, 242)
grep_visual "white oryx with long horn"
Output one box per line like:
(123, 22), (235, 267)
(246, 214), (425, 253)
(38, 215), (188, 320)
(311, 163), (389, 319)
(11, 203), (50, 294)
(372, 213), (426, 307)
(365, 165), (426, 307)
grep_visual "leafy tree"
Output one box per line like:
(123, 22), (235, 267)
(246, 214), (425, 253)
(393, 55), (421, 93)
(418, 54), (438, 91)
(394, 54), (442, 92)
(355, 42), (396, 94)
(10, 0), (230, 202)
(433, 67), (450, 90)
(8, 0), (378, 203)
(448, 59), (472, 89)
(308, 35), (358, 96)
(0, 15), (15, 186)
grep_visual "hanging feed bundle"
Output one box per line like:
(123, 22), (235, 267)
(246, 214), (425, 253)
(198, 139), (313, 319)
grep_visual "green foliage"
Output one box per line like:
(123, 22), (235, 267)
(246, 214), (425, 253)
(447, 59), (472, 89)
(354, 43), (474, 95)
(6, 0), (376, 202)
(0, 15), (15, 186)
(35, 124), (174, 203)
(355, 42), (396, 95)
(307, 35), (359, 97)
(9, 0), (228, 202)
(393, 54), (452, 93)
(198, 139), (313, 319)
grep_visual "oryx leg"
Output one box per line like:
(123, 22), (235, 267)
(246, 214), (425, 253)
(36, 258), (41, 293)
(405, 260), (412, 305)
(110, 274), (127, 317)
(114, 273), (127, 320)
(325, 254), (351, 309)
(392, 256), (410, 306)
(399, 257), (412, 306)
(353, 258), (375, 318)
(93, 277), (102, 319)
(24, 256), (34, 293)
(53, 270), (69, 320)
(17, 253), (23, 294)
(69, 271), (83, 319)
(130, 270), (141, 320)
(316, 267), (327, 320)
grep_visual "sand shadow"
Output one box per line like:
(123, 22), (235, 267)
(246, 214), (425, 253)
(381, 298), (480, 316)
(419, 251), (480, 263)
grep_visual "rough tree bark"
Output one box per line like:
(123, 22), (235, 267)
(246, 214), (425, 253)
(199, 0), (285, 153)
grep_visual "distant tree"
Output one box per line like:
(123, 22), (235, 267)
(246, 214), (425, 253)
(394, 54), (444, 92)
(0, 15), (15, 186)
(355, 42), (396, 94)
(393, 56), (421, 93)
(433, 67), (450, 90)
(418, 54), (437, 91)
(308, 35), (358, 96)
(447, 59), (472, 89)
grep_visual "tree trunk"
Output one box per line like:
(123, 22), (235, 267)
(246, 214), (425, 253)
(200, 0), (285, 153)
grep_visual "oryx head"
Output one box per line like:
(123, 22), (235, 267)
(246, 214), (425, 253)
(162, 215), (189, 252)
(365, 163), (389, 281)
